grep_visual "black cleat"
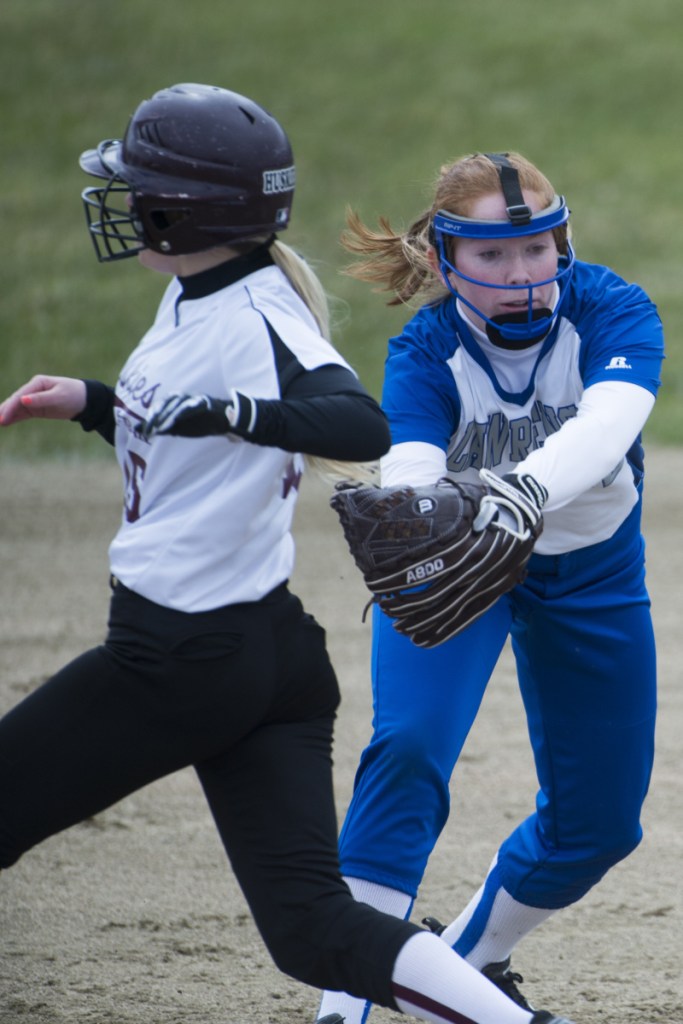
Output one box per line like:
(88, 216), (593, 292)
(422, 915), (533, 1010)
(315, 1016), (345, 1024)
(482, 956), (534, 1011)
(421, 915), (446, 935)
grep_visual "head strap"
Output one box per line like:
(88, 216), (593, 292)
(484, 153), (532, 225)
(432, 194), (569, 241)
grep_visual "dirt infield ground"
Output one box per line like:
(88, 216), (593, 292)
(1, 454), (681, 1024)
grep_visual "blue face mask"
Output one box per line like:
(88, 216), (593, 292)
(431, 155), (575, 345)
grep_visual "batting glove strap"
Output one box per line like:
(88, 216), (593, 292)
(503, 470), (548, 513)
(478, 468), (547, 541)
(225, 388), (257, 436)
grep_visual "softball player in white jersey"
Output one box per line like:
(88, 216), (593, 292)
(0, 89), (576, 1024)
(315, 152), (664, 1024)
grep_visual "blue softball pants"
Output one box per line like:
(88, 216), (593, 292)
(338, 499), (657, 915)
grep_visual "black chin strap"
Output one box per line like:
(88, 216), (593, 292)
(485, 308), (552, 349)
(484, 153), (532, 225)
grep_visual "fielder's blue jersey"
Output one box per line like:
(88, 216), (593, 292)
(381, 258), (664, 553)
(337, 259), (662, 914)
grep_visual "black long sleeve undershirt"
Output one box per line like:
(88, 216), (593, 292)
(73, 380), (117, 445)
(74, 364), (391, 463)
(248, 364), (390, 460)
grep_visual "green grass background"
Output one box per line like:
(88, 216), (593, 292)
(2, 0), (682, 458)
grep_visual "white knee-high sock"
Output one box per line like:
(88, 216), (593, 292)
(392, 931), (535, 1024)
(315, 877), (412, 1024)
(441, 870), (557, 969)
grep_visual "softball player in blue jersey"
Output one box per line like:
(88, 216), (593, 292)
(0, 90), (576, 1024)
(315, 151), (664, 1024)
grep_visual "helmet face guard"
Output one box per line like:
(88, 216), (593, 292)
(81, 142), (147, 261)
(79, 84), (296, 263)
(432, 154), (574, 343)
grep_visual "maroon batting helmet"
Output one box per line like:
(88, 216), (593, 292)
(79, 83), (295, 261)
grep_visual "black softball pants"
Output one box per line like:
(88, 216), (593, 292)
(0, 581), (419, 1007)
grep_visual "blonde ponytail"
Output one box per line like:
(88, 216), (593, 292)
(270, 240), (331, 340)
(270, 239), (379, 485)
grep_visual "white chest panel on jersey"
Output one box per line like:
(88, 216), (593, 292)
(108, 265), (349, 611)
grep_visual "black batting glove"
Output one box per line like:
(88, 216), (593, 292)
(136, 390), (256, 440)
